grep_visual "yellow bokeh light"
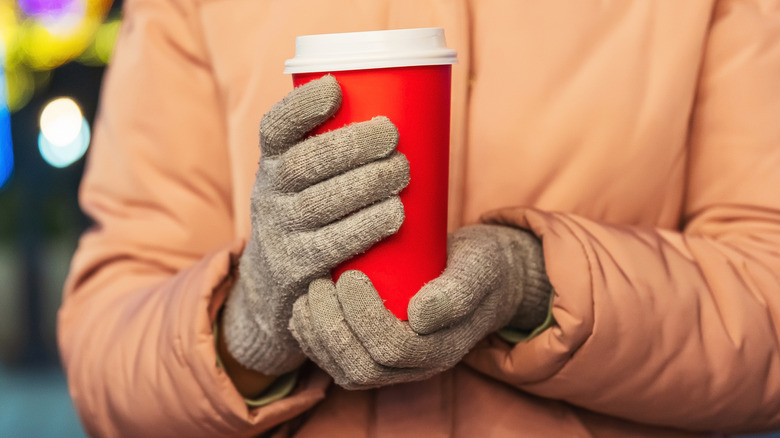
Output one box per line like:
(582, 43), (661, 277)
(0, 1), (16, 43)
(94, 18), (119, 63)
(40, 97), (83, 147)
(1, 0), (116, 112)
(21, 15), (100, 70)
(4, 65), (34, 112)
(76, 18), (120, 66)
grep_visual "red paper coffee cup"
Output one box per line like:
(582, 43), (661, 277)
(285, 28), (457, 320)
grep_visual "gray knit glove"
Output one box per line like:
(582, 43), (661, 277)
(289, 224), (552, 389)
(222, 75), (410, 375)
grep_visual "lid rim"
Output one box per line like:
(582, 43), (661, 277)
(285, 27), (458, 74)
(284, 59), (457, 74)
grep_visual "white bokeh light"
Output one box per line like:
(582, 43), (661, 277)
(40, 97), (84, 147)
(38, 117), (90, 168)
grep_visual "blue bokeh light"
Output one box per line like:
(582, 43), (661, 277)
(0, 46), (14, 190)
(0, 107), (11, 190)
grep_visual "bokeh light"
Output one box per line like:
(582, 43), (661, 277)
(0, 38), (14, 189)
(20, 13), (98, 70)
(93, 17), (119, 62)
(19, 0), (87, 37)
(76, 16), (119, 66)
(1, 0), (116, 113)
(40, 97), (82, 146)
(38, 115), (89, 168)
(4, 65), (34, 111)
(18, 0), (77, 17)
(38, 97), (90, 168)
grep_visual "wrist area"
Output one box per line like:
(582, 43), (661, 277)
(215, 313), (299, 404)
(488, 224), (554, 332)
(498, 290), (555, 343)
(509, 246), (553, 331)
(222, 278), (305, 375)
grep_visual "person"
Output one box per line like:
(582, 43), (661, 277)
(57, 0), (780, 436)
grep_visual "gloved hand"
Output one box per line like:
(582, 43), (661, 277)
(222, 75), (410, 375)
(289, 224), (553, 389)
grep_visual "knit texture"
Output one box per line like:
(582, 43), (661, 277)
(289, 224), (552, 389)
(223, 75), (409, 375)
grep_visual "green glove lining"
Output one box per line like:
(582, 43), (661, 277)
(497, 290), (556, 344)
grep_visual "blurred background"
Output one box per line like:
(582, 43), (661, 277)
(1, 0), (119, 436)
(0, 1), (779, 437)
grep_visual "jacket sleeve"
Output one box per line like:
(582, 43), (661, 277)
(464, 0), (780, 433)
(56, 0), (327, 436)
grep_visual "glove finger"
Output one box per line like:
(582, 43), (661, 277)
(336, 271), (462, 369)
(260, 75), (341, 157)
(289, 291), (348, 382)
(306, 276), (426, 389)
(340, 270), (501, 369)
(408, 229), (503, 335)
(270, 116), (399, 193)
(298, 196), (405, 274)
(275, 152), (409, 231)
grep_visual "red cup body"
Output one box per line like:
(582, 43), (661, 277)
(293, 65), (451, 320)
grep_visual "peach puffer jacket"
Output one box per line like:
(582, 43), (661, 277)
(58, 0), (780, 436)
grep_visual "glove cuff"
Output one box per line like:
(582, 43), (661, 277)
(509, 257), (553, 330)
(222, 275), (305, 375)
(495, 226), (553, 331)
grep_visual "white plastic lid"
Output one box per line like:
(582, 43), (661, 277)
(284, 27), (457, 74)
